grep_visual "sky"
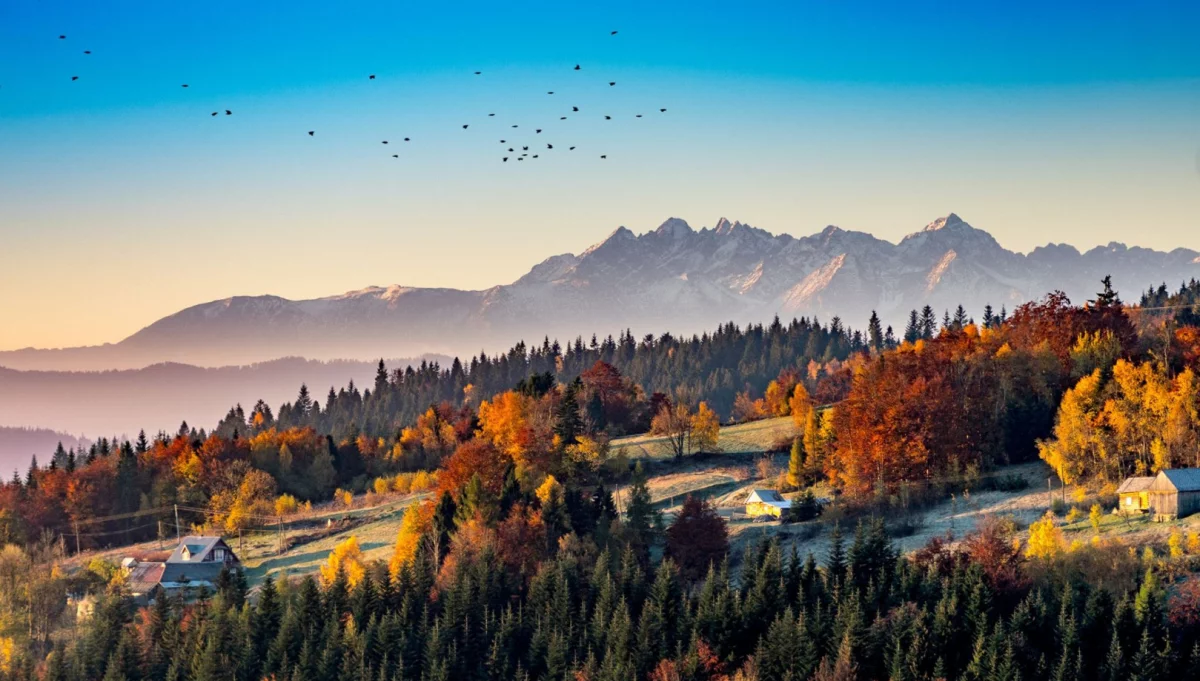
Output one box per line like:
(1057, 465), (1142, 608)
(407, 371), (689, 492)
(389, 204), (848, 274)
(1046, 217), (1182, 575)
(1, 0), (1198, 351)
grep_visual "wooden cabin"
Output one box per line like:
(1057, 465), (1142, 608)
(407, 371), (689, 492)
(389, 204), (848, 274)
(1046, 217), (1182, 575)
(1147, 469), (1200, 521)
(1116, 476), (1154, 513)
(746, 489), (792, 520)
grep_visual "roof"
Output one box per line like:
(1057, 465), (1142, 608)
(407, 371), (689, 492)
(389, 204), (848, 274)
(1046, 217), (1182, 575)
(1117, 477), (1155, 494)
(168, 536), (232, 564)
(747, 490), (784, 504)
(126, 562), (166, 595)
(1151, 469), (1200, 493)
(160, 561), (227, 587)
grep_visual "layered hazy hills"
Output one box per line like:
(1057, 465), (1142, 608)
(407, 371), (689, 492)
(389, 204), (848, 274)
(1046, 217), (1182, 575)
(0, 356), (443, 471)
(3, 214), (1198, 373)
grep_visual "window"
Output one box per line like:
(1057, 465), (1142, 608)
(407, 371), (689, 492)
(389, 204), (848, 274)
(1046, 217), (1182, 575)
(213, 549), (225, 561)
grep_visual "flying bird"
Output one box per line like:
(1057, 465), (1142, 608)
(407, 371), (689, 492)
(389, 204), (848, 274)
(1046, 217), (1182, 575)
(392, 154), (398, 158)
(572, 106), (579, 112)
(660, 108), (667, 112)
(636, 114), (642, 118)
(609, 82), (615, 86)
(512, 125), (518, 128)
(547, 91), (554, 95)
(536, 129), (542, 133)
(225, 110), (232, 115)
(404, 137), (410, 141)
(181, 84), (188, 88)
(508, 148), (514, 152)
(533, 155), (539, 158)
(547, 144), (553, 149)
(474, 71), (481, 75)
(500, 139), (506, 143)
(83, 50), (91, 55)
(600, 155), (607, 159)
(462, 124), (469, 129)
(369, 75), (376, 80)
(382, 140), (389, 144)
(503, 157), (508, 162)
(489, 113), (495, 116)
(518, 157), (524, 161)
(211, 112), (217, 116)
(308, 131), (314, 136)
(560, 117), (567, 120)
(59, 35), (66, 39)
(611, 30), (618, 35)
(522, 146), (528, 151)
(574, 65), (581, 70)
(604, 115), (611, 120)
(71, 76), (78, 81)
(569, 146), (575, 150)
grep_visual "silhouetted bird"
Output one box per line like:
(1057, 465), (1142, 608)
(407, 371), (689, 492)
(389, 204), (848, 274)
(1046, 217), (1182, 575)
(533, 154), (539, 158)
(574, 65), (581, 70)
(604, 115), (611, 120)
(508, 148), (513, 152)
(560, 117), (567, 120)
(59, 35), (66, 39)
(404, 137), (410, 141)
(548, 91), (554, 94)
(660, 108), (667, 112)
(600, 155), (607, 158)
(369, 75), (376, 80)
(500, 139), (506, 143)
(83, 50), (91, 55)
(547, 144), (553, 149)
(636, 114), (642, 118)
(392, 154), (398, 158)
(536, 129), (542, 133)
(522, 146), (528, 150)
(181, 84), (188, 88)
(462, 124), (468, 129)
(572, 106), (579, 112)
(382, 140), (389, 144)
(518, 157), (524, 161)
(503, 157), (508, 162)
(474, 71), (481, 75)
(225, 110), (232, 115)
(71, 76), (78, 81)
(512, 125), (518, 128)
(569, 146), (575, 150)
(609, 82), (615, 86)
(489, 113), (495, 116)
(211, 112), (217, 116)
(611, 30), (618, 35)
(308, 131), (314, 136)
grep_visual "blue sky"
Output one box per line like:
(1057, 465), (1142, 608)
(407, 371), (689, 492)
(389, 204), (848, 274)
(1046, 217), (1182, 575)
(1, 0), (1198, 349)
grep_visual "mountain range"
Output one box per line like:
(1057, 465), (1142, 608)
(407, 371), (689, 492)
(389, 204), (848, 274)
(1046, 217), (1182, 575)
(3, 213), (1198, 373)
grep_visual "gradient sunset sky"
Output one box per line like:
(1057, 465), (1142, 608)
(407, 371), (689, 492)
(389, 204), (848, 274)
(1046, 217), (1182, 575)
(1, 0), (1198, 351)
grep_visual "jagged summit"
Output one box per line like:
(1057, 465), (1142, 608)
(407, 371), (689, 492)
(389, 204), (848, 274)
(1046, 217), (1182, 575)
(2, 213), (1196, 371)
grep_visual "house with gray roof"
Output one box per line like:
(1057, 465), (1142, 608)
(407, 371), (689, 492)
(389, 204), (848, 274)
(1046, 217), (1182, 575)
(1147, 469), (1200, 521)
(121, 535), (240, 602)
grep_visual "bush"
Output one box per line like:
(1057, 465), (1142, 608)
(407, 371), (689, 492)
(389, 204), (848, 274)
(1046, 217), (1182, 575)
(1050, 497), (1068, 516)
(988, 474), (1029, 492)
(274, 494), (299, 516)
(790, 490), (823, 522)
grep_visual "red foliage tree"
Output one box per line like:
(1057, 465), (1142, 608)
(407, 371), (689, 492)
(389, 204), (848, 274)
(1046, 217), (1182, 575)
(664, 495), (729, 582)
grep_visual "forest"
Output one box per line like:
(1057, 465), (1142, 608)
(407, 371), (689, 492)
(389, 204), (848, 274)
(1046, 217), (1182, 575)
(4, 278), (1200, 679)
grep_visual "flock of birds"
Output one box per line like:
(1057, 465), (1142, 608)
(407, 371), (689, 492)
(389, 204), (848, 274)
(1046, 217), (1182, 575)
(52, 29), (668, 163)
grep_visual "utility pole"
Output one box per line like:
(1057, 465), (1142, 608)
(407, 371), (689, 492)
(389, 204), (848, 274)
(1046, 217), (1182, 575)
(174, 504), (181, 544)
(73, 519), (81, 555)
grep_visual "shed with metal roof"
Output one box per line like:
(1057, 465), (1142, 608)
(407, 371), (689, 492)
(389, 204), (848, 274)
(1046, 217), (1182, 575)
(1147, 469), (1200, 521)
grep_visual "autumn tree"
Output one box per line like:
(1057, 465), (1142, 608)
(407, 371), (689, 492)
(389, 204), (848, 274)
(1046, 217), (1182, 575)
(665, 495), (729, 582)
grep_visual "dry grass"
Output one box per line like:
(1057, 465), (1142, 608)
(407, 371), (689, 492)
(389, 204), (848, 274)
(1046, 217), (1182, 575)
(611, 416), (796, 461)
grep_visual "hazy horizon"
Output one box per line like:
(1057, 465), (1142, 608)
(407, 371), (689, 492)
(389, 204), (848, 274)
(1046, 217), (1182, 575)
(3, 0), (1198, 351)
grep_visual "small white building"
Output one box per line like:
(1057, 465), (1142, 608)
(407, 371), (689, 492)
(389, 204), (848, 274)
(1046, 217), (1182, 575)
(746, 489), (792, 519)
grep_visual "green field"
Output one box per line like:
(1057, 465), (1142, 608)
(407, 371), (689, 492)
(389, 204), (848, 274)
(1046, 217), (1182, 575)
(610, 415), (797, 460)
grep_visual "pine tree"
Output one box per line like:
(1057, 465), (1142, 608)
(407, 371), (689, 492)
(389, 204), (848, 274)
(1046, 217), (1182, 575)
(919, 306), (937, 339)
(867, 311), (884, 352)
(787, 438), (804, 489)
(904, 310), (920, 344)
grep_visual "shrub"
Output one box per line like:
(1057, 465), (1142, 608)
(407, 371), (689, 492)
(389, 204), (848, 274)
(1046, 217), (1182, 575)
(1065, 507), (1082, 524)
(373, 477), (391, 495)
(274, 494), (299, 516)
(1050, 497), (1068, 516)
(790, 490), (822, 522)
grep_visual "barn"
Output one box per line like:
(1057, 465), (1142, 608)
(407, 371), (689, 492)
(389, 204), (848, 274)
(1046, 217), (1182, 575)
(1116, 476), (1154, 512)
(1147, 469), (1200, 521)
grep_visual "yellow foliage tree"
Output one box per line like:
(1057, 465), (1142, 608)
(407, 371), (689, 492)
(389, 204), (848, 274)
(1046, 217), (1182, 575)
(1038, 369), (1106, 485)
(275, 494), (299, 516)
(1025, 512), (1065, 560)
(1089, 503), (1102, 534)
(390, 502), (434, 577)
(320, 536), (366, 588)
(789, 384), (813, 431)
(536, 475), (563, 505)
(691, 402), (720, 453)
